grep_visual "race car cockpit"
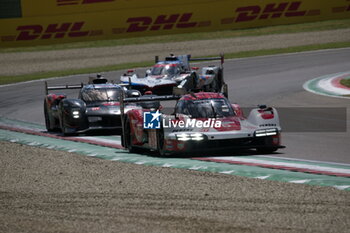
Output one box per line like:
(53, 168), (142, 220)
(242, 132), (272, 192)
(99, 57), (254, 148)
(80, 86), (123, 103)
(150, 64), (182, 77)
(175, 98), (235, 118)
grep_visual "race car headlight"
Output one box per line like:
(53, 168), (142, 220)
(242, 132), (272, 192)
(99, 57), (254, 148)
(255, 128), (278, 137)
(176, 133), (191, 141)
(176, 133), (205, 141)
(190, 133), (204, 141)
(72, 110), (80, 118)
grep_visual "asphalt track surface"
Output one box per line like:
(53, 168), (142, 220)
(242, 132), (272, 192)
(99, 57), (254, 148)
(1, 48), (349, 163)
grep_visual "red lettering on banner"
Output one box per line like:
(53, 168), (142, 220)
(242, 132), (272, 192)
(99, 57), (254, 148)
(126, 13), (198, 33)
(126, 17), (152, 32)
(285, 2), (306, 17)
(151, 14), (180, 30)
(259, 3), (289, 19)
(16, 25), (43, 40)
(41, 23), (71, 39)
(235, 6), (260, 22)
(177, 13), (198, 28)
(234, 1), (309, 23)
(15, 22), (90, 41)
(68, 22), (90, 37)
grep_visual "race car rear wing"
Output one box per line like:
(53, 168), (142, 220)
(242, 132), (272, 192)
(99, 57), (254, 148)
(45, 81), (83, 95)
(155, 54), (224, 67)
(189, 54), (224, 67)
(120, 94), (181, 115)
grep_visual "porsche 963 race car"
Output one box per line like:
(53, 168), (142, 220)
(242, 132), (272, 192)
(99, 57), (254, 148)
(120, 54), (225, 95)
(120, 92), (285, 156)
(44, 76), (141, 135)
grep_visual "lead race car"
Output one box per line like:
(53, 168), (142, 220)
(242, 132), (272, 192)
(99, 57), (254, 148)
(44, 76), (141, 135)
(120, 92), (285, 156)
(120, 54), (226, 95)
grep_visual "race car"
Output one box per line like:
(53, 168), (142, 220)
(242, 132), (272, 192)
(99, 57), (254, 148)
(120, 54), (225, 95)
(120, 92), (285, 156)
(44, 76), (141, 135)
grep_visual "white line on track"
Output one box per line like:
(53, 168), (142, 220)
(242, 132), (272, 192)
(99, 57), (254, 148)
(256, 155), (350, 167)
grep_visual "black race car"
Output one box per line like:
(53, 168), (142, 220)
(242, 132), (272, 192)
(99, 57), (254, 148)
(44, 77), (141, 135)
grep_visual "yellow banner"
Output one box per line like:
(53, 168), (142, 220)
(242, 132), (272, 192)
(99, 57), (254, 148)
(1, 0), (349, 47)
(21, 0), (213, 17)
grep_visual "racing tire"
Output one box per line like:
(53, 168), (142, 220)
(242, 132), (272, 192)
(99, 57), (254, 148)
(124, 118), (140, 153)
(156, 127), (167, 157)
(256, 147), (278, 154)
(60, 114), (75, 136)
(44, 101), (53, 132)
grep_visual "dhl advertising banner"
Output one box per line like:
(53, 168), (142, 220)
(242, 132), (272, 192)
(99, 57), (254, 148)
(0, 0), (349, 47)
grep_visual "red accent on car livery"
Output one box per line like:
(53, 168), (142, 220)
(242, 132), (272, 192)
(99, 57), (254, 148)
(214, 117), (241, 131)
(154, 63), (178, 68)
(46, 94), (66, 107)
(103, 102), (120, 106)
(258, 109), (274, 119)
(231, 103), (244, 118)
(180, 92), (225, 101)
(128, 109), (145, 145)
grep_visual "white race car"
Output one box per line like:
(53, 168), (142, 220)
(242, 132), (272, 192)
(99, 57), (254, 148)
(120, 92), (285, 156)
(120, 54), (225, 95)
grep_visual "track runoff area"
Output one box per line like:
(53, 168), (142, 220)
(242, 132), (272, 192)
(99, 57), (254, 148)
(1, 115), (349, 191)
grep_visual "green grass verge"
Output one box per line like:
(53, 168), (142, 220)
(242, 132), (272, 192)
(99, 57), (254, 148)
(340, 78), (350, 88)
(1, 19), (350, 53)
(1, 41), (350, 86)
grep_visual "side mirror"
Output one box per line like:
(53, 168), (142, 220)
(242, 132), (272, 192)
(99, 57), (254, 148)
(231, 103), (244, 118)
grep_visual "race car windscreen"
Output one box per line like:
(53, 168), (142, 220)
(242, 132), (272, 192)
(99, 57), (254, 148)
(176, 99), (235, 118)
(81, 88), (122, 102)
(151, 65), (180, 76)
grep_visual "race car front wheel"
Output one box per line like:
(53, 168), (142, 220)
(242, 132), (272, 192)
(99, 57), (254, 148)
(124, 118), (140, 153)
(156, 128), (167, 157)
(256, 147), (278, 154)
(44, 101), (53, 132)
